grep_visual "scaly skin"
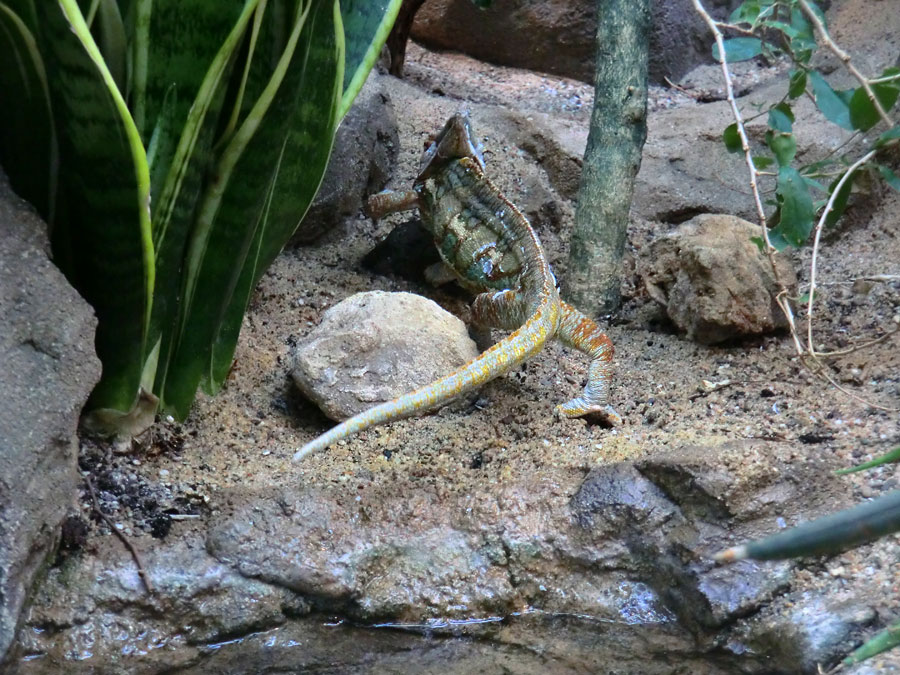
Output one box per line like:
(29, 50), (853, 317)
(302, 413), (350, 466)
(293, 114), (618, 462)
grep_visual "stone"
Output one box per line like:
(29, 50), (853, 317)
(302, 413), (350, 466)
(0, 169), (101, 665)
(291, 73), (400, 243)
(640, 214), (798, 344)
(410, 0), (743, 85)
(291, 291), (479, 421)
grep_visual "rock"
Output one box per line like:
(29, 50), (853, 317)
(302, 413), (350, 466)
(14, 532), (306, 672)
(291, 73), (400, 243)
(734, 593), (878, 673)
(291, 291), (479, 420)
(206, 486), (517, 622)
(0, 169), (101, 665)
(635, 440), (842, 524)
(11, 439), (869, 674)
(411, 0), (743, 85)
(634, 75), (856, 225)
(640, 214), (798, 344)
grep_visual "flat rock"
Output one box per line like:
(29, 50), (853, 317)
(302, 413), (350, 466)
(0, 169), (101, 665)
(640, 214), (798, 344)
(292, 291), (479, 421)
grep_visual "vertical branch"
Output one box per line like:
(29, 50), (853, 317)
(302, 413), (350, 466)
(563, 0), (651, 316)
(797, 0), (895, 128)
(691, 0), (804, 355)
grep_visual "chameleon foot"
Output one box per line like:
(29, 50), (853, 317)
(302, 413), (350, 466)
(556, 400), (622, 427)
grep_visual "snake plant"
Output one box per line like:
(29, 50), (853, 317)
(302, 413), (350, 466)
(0, 0), (401, 433)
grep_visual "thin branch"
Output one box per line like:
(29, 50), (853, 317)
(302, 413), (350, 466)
(84, 474), (154, 595)
(797, 0), (894, 128)
(806, 149), (877, 356)
(693, 0), (896, 413)
(802, 356), (900, 412)
(813, 326), (899, 358)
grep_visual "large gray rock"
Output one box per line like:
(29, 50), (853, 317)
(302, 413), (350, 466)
(10, 438), (876, 674)
(411, 0), (742, 85)
(0, 170), (101, 665)
(292, 73), (400, 243)
(292, 291), (479, 421)
(640, 214), (798, 344)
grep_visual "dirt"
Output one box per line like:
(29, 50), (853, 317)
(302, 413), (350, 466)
(62, 25), (900, 674)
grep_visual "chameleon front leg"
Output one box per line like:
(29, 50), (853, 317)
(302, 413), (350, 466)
(556, 303), (621, 426)
(366, 189), (419, 219)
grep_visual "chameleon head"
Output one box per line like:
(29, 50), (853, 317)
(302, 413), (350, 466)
(417, 112), (486, 182)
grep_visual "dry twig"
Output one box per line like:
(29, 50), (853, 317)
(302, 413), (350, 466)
(84, 474), (154, 595)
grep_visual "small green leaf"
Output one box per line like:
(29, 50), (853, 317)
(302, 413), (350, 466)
(765, 129), (796, 166)
(712, 37), (763, 63)
(729, 2), (759, 24)
(764, 20), (799, 39)
(809, 71), (854, 130)
(788, 69), (807, 99)
(836, 446), (900, 475)
(802, 176), (826, 193)
(824, 171), (856, 228)
(753, 155), (775, 169)
(768, 102), (794, 132)
(878, 165), (900, 191)
(848, 82), (900, 131)
(843, 618), (900, 666)
(750, 235), (766, 252)
(773, 166), (814, 246)
(722, 123), (742, 153)
(876, 125), (900, 147)
(789, 6), (814, 39)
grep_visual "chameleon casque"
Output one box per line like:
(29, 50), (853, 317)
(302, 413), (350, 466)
(293, 113), (620, 461)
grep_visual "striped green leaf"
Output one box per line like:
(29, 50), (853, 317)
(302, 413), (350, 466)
(36, 0), (154, 422)
(160, 0), (342, 417)
(339, 0), (402, 118)
(0, 1), (57, 220)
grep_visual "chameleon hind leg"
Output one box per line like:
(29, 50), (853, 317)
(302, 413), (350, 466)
(471, 289), (527, 330)
(470, 289), (528, 352)
(556, 303), (621, 426)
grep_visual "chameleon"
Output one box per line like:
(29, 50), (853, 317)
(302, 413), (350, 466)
(293, 113), (620, 462)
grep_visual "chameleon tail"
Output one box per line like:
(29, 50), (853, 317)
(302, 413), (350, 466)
(292, 293), (560, 462)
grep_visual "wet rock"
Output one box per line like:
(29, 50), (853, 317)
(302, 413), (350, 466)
(0, 170), (101, 665)
(635, 440), (841, 524)
(291, 74), (400, 243)
(733, 593), (878, 673)
(411, 0), (743, 85)
(13, 533), (305, 673)
(640, 214), (798, 344)
(291, 291), (479, 421)
(11, 442), (867, 674)
(207, 485), (516, 621)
